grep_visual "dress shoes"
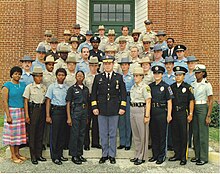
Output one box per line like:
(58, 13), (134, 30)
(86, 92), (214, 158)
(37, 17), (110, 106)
(156, 159), (165, 164)
(134, 159), (143, 165)
(168, 156), (180, 161)
(31, 159), (38, 165)
(190, 157), (199, 163)
(148, 157), (157, 162)
(196, 160), (208, 165)
(78, 156), (87, 162)
(125, 146), (131, 150)
(109, 156), (116, 164)
(72, 156), (82, 165)
(180, 160), (187, 165)
(130, 158), (138, 162)
(53, 159), (62, 165)
(37, 156), (47, 161)
(99, 157), (108, 164)
(42, 145), (46, 150)
(60, 156), (68, 161)
(91, 144), (102, 149)
(84, 146), (90, 151)
(117, 145), (125, 149)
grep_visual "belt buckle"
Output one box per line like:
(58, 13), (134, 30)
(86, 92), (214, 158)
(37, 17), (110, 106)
(156, 103), (159, 107)
(176, 106), (179, 111)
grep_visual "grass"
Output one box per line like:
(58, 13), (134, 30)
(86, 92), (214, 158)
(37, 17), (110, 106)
(0, 115), (3, 127)
(209, 127), (219, 152)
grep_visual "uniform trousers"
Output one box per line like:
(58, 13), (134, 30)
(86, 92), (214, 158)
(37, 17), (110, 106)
(130, 106), (149, 160)
(192, 104), (209, 162)
(171, 110), (187, 160)
(118, 96), (131, 147)
(69, 107), (87, 157)
(28, 104), (46, 160)
(150, 107), (167, 161)
(50, 108), (66, 160)
(98, 115), (119, 158)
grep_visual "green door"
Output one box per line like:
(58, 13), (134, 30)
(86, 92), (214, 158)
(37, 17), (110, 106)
(90, 0), (135, 37)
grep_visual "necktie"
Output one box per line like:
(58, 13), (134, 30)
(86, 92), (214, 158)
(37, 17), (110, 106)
(107, 73), (110, 80)
(168, 49), (171, 56)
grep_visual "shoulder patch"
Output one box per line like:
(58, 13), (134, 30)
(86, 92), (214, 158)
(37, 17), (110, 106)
(146, 85), (151, 93)
(168, 86), (173, 95)
(189, 87), (194, 94)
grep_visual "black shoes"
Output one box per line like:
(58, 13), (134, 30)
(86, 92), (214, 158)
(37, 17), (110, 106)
(37, 156), (47, 161)
(167, 146), (174, 151)
(125, 146), (131, 150)
(168, 156), (180, 161)
(117, 145), (125, 149)
(191, 157), (199, 163)
(53, 159), (62, 165)
(72, 156), (82, 165)
(148, 157), (157, 162)
(84, 146), (90, 151)
(109, 156), (116, 164)
(60, 156), (68, 161)
(180, 160), (187, 165)
(130, 158), (138, 162)
(196, 160), (208, 165)
(134, 159), (144, 165)
(156, 159), (165, 164)
(31, 159), (38, 165)
(91, 144), (102, 149)
(78, 156), (87, 162)
(99, 156), (108, 164)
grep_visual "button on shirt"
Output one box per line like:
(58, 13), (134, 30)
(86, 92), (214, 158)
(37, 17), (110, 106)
(45, 82), (69, 106)
(122, 71), (135, 92)
(184, 72), (196, 85)
(23, 82), (47, 104)
(76, 59), (90, 73)
(130, 81), (152, 103)
(163, 71), (176, 85)
(20, 70), (34, 85)
(191, 78), (213, 101)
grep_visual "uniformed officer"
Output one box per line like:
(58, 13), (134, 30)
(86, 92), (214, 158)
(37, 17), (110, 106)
(155, 31), (168, 51)
(169, 66), (194, 165)
(174, 45), (188, 69)
(148, 65), (173, 164)
(72, 24), (86, 44)
(91, 55), (127, 164)
(68, 37), (81, 62)
(47, 37), (59, 60)
(76, 46), (90, 73)
(129, 67), (151, 165)
(89, 36), (105, 62)
(115, 26), (134, 47)
(64, 54), (77, 87)
(115, 36), (130, 62)
(54, 45), (70, 72)
(117, 57), (134, 150)
(129, 46), (141, 73)
(139, 56), (154, 85)
(97, 25), (108, 51)
(19, 56), (34, 85)
(66, 71), (89, 165)
(23, 66), (47, 165)
(84, 56), (101, 150)
(36, 30), (52, 52)
(151, 45), (164, 67)
(191, 64), (213, 165)
(45, 68), (69, 165)
(77, 30), (93, 53)
(101, 29), (118, 52)
(139, 35), (154, 60)
(32, 46), (47, 71)
(57, 30), (72, 52)
(129, 29), (143, 54)
(163, 56), (175, 86)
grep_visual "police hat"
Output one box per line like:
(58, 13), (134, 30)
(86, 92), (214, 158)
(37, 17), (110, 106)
(36, 46), (46, 53)
(119, 36), (127, 42)
(156, 31), (166, 36)
(133, 67), (144, 75)
(58, 45), (70, 53)
(144, 19), (153, 25)
(118, 57), (132, 64)
(49, 37), (58, 43)
(73, 24), (81, 29)
(151, 65), (165, 73)
(174, 45), (187, 51)
(193, 64), (206, 72)
(85, 30), (93, 35)
(89, 56), (99, 64)
(31, 66), (43, 75)
(69, 37), (79, 44)
(173, 66), (188, 75)
(44, 30), (52, 36)
(153, 44), (163, 51)
(44, 55), (57, 64)
(165, 56), (174, 64)
(187, 56), (199, 62)
(90, 36), (101, 43)
(102, 55), (115, 63)
(20, 55), (34, 62)
(66, 54), (77, 63)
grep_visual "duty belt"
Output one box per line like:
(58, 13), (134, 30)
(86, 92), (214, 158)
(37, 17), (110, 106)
(151, 102), (166, 108)
(29, 102), (45, 108)
(173, 106), (186, 112)
(51, 105), (66, 110)
(130, 102), (146, 107)
(74, 103), (87, 109)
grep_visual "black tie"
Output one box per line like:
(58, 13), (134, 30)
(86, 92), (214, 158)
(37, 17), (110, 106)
(107, 73), (110, 81)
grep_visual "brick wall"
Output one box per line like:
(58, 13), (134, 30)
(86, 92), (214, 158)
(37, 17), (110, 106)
(0, 0), (219, 113)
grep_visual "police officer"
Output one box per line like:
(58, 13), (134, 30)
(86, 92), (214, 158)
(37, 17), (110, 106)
(72, 24), (86, 44)
(48, 38), (59, 60)
(57, 30), (72, 52)
(169, 66), (195, 165)
(64, 54), (77, 88)
(148, 64), (173, 164)
(129, 29), (143, 54)
(139, 56), (154, 85)
(129, 46), (141, 73)
(66, 71), (89, 165)
(91, 55), (127, 164)
(191, 64), (213, 165)
(69, 37), (81, 62)
(45, 68), (69, 165)
(54, 45), (70, 72)
(117, 57), (134, 150)
(23, 66), (47, 165)
(115, 36), (130, 62)
(155, 31), (168, 51)
(129, 67), (151, 165)
(89, 36), (105, 62)
(139, 35), (154, 60)
(101, 29), (118, 52)
(37, 30), (52, 52)
(151, 45), (164, 67)
(174, 45), (188, 69)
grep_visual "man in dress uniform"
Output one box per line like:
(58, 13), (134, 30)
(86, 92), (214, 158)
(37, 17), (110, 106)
(155, 31), (168, 51)
(169, 65), (194, 165)
(98, 25), (108, 51)
(91, 55), (127, 164)
(72, 24), (86, 44)
(174, 44), (188, 69)
(148, 64), (173, 165)
(89, 36), (105, 62)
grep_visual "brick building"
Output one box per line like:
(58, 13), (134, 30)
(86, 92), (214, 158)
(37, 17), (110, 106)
(0, 0), (219, 113)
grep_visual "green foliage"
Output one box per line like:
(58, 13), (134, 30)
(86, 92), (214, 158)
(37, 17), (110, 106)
(209, 127), (219, 142)
(210, 101), (219, 128)
(0, 115), (4, 127)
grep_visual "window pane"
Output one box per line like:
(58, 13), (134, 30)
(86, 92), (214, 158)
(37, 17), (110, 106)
(94, 13), (100, 21)
(94, 4), (100, 12)
(124, 4), (130, 12)
(101, 4), (108, 12)
(109, 13), (115, 21)
(116, 4), (123, 12)
(116, 13), (123, 21)
(124, 13), (130, 21)
(109, 4), (115, 12)
(101, 13), (108, 21)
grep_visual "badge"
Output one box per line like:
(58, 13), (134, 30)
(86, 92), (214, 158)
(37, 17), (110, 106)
(155, 66), (159, 71)
(176, 66), (180, 71)
(99, 78), (103, 82)
(182, 87), (186, 93)
(160, 86), (164, 91)
(100, 53), (103, 57)
(128, 76), (131, 80)
(116, 80), (119, 89)
(80, 36), (83, 40)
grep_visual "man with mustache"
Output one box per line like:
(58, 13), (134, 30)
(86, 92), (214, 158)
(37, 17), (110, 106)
(20, 56), (34, 85)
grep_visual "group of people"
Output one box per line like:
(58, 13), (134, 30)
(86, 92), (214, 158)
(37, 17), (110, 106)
(2, 19), (213, 167)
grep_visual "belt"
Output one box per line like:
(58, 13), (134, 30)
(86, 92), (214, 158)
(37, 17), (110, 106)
(29, 102), (45, 108)
(195, 100), (207, 104)
(51, 105), (66, 110)
(151, 102), (166, 108)
(73, 103), (87, 109)
(173, 106), (186, 112)
(127, 92), (130, 96)
(130, 102), (146, 107)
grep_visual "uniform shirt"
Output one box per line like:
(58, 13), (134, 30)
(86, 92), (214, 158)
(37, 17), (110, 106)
(54, 58), (67, 72)
(156, 41), (168, 51)
(72, 34), (86, 44)
(149, 80), (174, 104)
(191, 78), (213, 101)
(115, 50), (130, 62)
(151, 57), (164, 67)
(163, 71), (176, 85)
(68, 51), (81, 62)
(115, 35), (134, 46)
(20, 69), (34, 85)
(128, 42), (143, 54)
(42, 70), (56, 88)
(57, 42), (72, 52)
(84, 72), (97, 94)
(130, 81), (152, 103)
(47, 50), (59, 60)
(174, 58), (188, 69)
(89, 49), (105, 62)
(171, 82), (195, 108)
(32, 58), (46, 71)
(3, 81), (26, 108)
(184, 72), (195, 85)
(64, 70), (76, 88)
(122, 71), (135, 92)
(139, 31), (158, 48)
(139, 50), (154, 60)
(98, 35), (108, 51)
(102, 42), (119, 52)
(129, 58), (141, 73)
(143, 70), (154, 85)
(23, 82), (47, 104)
(45, 82), (68, 106)
(75, 59), (90, 73)
(37, 41), (51, 52)
(77, 41), (93, 53)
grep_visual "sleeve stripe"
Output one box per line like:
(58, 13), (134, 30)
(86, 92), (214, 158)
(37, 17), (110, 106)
(121, 101), (126, 106)
(91, 101), (97, 106)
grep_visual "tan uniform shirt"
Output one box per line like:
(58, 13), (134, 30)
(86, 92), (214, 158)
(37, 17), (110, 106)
(128, 42), (143, 54)
(84, 72), (96, 94)
(139, 31), (158, 48)
(102, 42), (119, 52)
(64, 70), (76, 88)
(37, 41), (51, 52)
(139, 50), (154, 60)
(23, 82), (47, 103)
(129, 58), (141, 73)
(115, 50), (130, 62)
(143, 70), (154, 85)
(68, 51), (81, 62)
(54, 58), (68, 73)
(98, 35), (108, 51)
(57, 42), (72, 52)
(42, 70), (56, 89)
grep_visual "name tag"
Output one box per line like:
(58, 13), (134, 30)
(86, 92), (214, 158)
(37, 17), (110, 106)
(75, 91), (79, 94)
